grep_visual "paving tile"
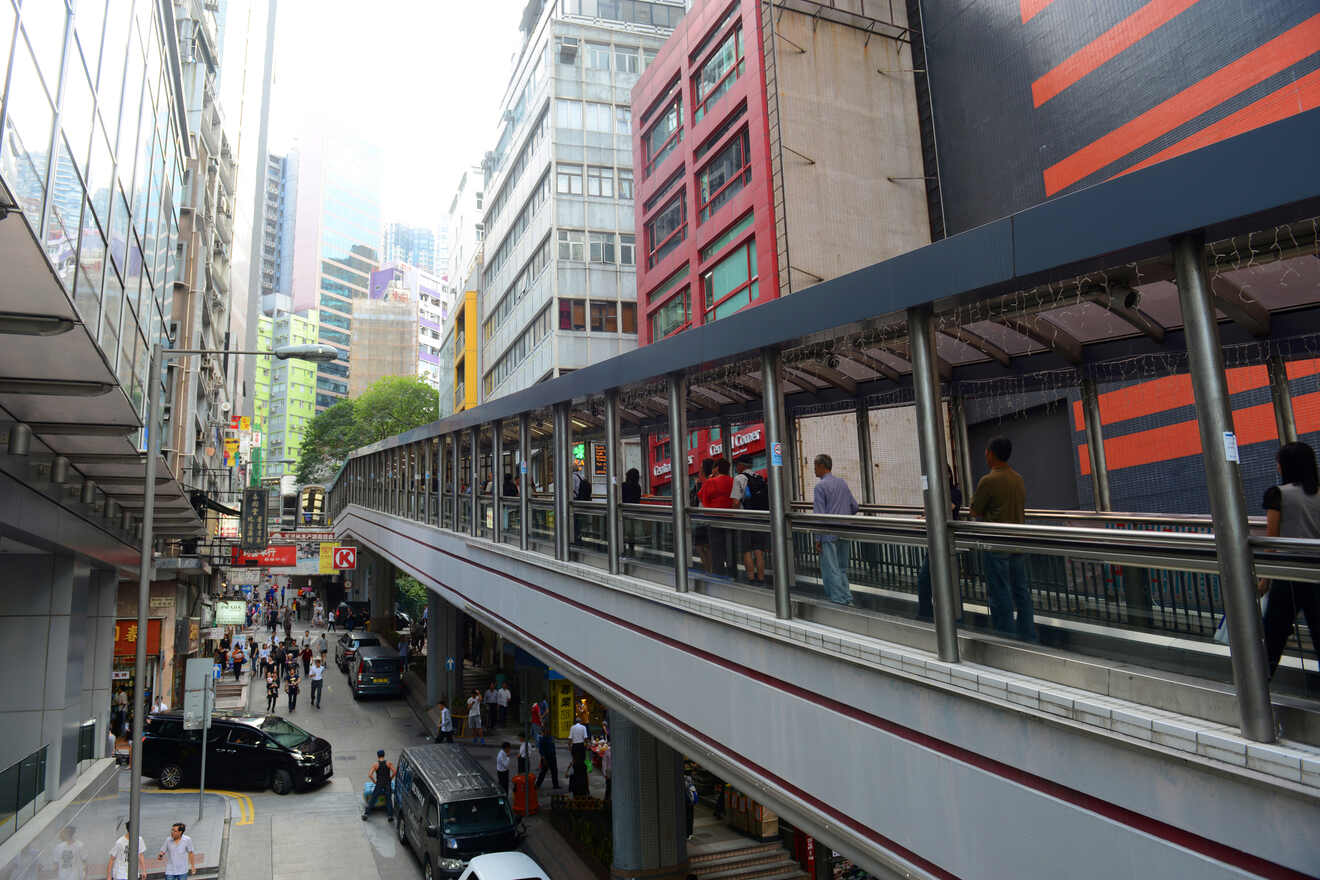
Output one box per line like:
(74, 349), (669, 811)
(900, 655), (926, 677)
(1111, 709), (1154, 742)
(879, 647), (904, 671)
(1151, 718), (1198, 753)
(925, 662), (952, 685)
(1246, 743), (1303, 783)
(976, 673), (1009, 701)
(1197, 730), (1248, 767)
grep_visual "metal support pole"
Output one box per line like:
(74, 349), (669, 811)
(719, 414), (733, 462)
(518, 414), (531, 550)
(783, 403), (800, 503)
(1080, 378), (1112, 512)
(450, 432), (459, 530)
(554, 404), (571, 561)
(1267, 353), (1297, 444)
(855, 400), (875, 504)
(639, 429), (652, 495)
(1173, 233), (1274, 742)
(950, 396), (974, 503)
(667, 374), (691, 592)
(492, 420), (504, 543)
(605, 390), (622, 574)
(128, 345), (163, 880)
(761, 349), (793, 619)
(469, 427), (480, 537)
(908, 307), (960, 663)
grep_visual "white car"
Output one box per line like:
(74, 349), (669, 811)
(456, 852), (549, 880)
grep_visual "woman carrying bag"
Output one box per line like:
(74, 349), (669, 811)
(1258, 441), (1320, 676)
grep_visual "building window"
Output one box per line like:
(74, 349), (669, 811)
(587, 43), (611, 69)
(590, 232), (615, 263)
(650, 287), (691, 339)
(559, 297), (587, 331)
(620, 234), (635, 266)
(698, 129), (751, 223)
(694, 25), (745, 123)
(585, 102), (613, 133)
(615, 46), (639, 73)
(587, 166), (614, 197)
(615, 106), (632, 135)
(558, 229), (585, 261)
(644, 97), (682, 177)
(621, 302), (637, 333)
(557, 164), (583, 194)
(476, 192), (484, 209)
(590, 300), (618, 332)
(617, 168), (634, 199)
(645, 193), (686, 268)
(556, 100), (583, 129)
(702, 237), (758, 321)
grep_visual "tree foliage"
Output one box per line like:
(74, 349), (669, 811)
(295, 375), (438, 484)
(395, 574), (428, 620)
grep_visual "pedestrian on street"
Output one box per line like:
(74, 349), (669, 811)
(271, 643), (285, 683)
(327, 608), (338, 633)
(496, 742), (511, 794)
(467, 689), (485, 744)
(517, 734), (530, 774)
(152, 695), (168, 714)
(265, 672), (279, 714)
(285, 666), (301, 712)
(483, 682), (498, 730)
(106, 822), (145, 880)
(812, 453), (859, 605)
(569, 718), (588, 768)
(316, 633), (328, 660)
(399, 638), (410, 672)
(157, 822), (195, 880)
(258, 643), (270, 677)
(282, 606), (293, 641)
(529, 698), (543, 741)
(684, 770), (698, 840)
(969, 436), (1036, 641)
(434, 701), (454, 743)
(230, 645), (245, 681)
(300, 643), (312, 676)
(535, 732), (560, 790)
(309, 658), (324, 709)
(362, 750), (394, 822)
(497, 682), (511, 727)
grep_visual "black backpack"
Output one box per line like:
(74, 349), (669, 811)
(574, 474), (592, 501)
(743, 472), (770, 510)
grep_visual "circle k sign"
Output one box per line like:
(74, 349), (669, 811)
(332, 547), (357, 569)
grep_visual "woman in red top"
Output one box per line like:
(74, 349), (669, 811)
(699, 459), (737, 577)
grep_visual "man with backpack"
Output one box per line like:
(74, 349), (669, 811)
(571, 465), (591, 546)
(734, 457), (769, 585)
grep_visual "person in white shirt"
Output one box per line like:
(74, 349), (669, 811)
(483, 684), (498, 731)
(496, 684), (511, 727)
(516, 733), (530, 774)
(157, 823), (195, 879)
(495, 741), (511, 793)
(434, 701), (454, 743)
(569, 719), (588, 768)
(151, 696), (168, 714)
(105, 823), (145, 880)
(308, 658), (325, 709)
(50, 825), (85, 880)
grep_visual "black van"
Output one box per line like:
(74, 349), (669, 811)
(348, 645), (403, 700)
(393, 744), (521, 878)
(142, 710), (332, 794)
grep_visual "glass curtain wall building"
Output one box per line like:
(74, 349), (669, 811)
(477, 0), (684, 402)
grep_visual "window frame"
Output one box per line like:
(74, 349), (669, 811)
(557, 229), (585, 262)
(645, 193), (687, 269)
(556, 164), (583, 195)
(649, 285), (692, 340)
(589, 231), (615, 263)
(701, 236), (758, 320)
(617, 168), (634, 199)
(586, 166), (614, 198)
(558, 297), (587, 331)
(693, 24), (745, 124)
(697, 128), (751, 224)
(643, 96), (683, 178)
(590, 300), (618, 333)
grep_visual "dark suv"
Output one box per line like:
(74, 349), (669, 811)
(335, 631), (381, 671)
(143, 711), (332, 794)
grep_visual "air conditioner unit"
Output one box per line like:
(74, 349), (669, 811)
(558, 37), (579, 63)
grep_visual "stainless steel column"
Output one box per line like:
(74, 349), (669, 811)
(950, 395), (974, 503)
(554, 403), (571, 561)
(492, 420), (504, 544)
(640, 428), (652, 495)
(469, 427), (480, 538)
(761, 349), (793, 619)
(605, 390), (622, 574)
(450, 432), (459, 530)
(719, 415), (733, 461)
(1267, 353), (1297, 444)
(855, 401), (875, 504)
(1081, 378), (1112, 512)
(908, 307), (960, 663)
(1173, 233), (1274, 742)
(666, 374), (691, 592)
(518, 414), (531, 550)
(426, 591), (442, 707)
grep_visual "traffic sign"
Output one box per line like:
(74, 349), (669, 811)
(445, 657), (455, 671)
(183, 658), (215, 731)
(332, 547), (357, 569)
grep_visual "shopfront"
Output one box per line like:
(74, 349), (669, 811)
(109, 618), (162, 738)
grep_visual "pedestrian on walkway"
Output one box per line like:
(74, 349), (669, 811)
(467, 689), (485, 744)
(230, 645), (245, 681)
(327, 608), (338, 632)
(969, 436), (1036, 641)
(434, 701), (454, 743)
(52, 825), (86, 880)
(285, 665), (301, 712)
(106, 822), (145, 880)
(569, 718), (588, 768)
(812, 453), (859, 605)
(309, 658), (324, 709)
(496, 742), (511, 793)
(316, 632), (328, 660)
(516, 734), (530, 773)
(271, 643), (285, 683)
(157, 822), (195, 880)
(399, 637), (410, 673)
(362, 750), (394, 822)
(483, 682), (498, 730)
(282, 606), (293, 641)
(265, 672), (279, 714)
(300, 643), (312, 676)
(497, 681), (510, 727)
(733, 457), (768, 584)
(1259, 441), (1320, 675)
(258, 643), (270, 677)
(535, 732), (560, 790)
(529, 698), (543, 741)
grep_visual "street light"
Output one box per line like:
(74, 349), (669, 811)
(126, 341), (338, 880)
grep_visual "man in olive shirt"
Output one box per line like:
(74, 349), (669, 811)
(969, 436), (1036, 641)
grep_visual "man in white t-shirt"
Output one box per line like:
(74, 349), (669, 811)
(308, 658), (325, 709)
(106, 823), (145, 880)
(496, 684), (510, 727)
(152, 695), (168, 714)
(157, 822), (196, 879)
(50, 826), (85, 880)
(569, 719), (588, 768)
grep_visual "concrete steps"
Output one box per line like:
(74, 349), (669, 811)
(688, 840), (807, 880)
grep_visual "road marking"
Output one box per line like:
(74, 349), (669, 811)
(171, 789), (254, 825)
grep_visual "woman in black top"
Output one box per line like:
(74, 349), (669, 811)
(1259, 441), (1320, 676)
(621, 468), (642, 557)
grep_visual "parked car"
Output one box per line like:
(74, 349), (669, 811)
(348, 645), (404, 700)
(457, 853), (549, 880)
(393, 743), (522, 878)
(142, 711), (332, 795)
(336, 600), (372, 630)
(335, 631), (382, 671)
(394, 609), (412, 637)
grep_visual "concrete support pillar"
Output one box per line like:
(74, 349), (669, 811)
(1081, 378), (1112, 512)
(426, 591), (443, 707)
(518, 414), (531, 550)
(605, 390), (622, 574)
(1173, 233), (1274, 742)
(610, 713), (689, 880)
(666, 374), (690, 592)
(762, 349), (793, 618)
(1268, 353), (1297, 444)
(855, 401), (875, 504)
(554, 403), (571, 561)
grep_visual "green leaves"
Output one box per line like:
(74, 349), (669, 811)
(295, 376), (438, 484)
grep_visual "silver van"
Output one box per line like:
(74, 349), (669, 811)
(347, 645), (403, 700)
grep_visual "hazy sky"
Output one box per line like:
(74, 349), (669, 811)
(268, 0), (525, 230)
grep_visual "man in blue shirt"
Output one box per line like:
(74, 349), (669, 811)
(812, 454), (859, 605)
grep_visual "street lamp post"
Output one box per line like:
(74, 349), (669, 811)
(127, 343), (335, 880)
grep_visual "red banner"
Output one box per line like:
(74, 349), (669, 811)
(230, 545), (297, 566)
(114, 619), (162, 657)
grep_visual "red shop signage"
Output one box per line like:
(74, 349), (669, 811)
(230, 545), (297, 567)
(114, 618), (163, 657)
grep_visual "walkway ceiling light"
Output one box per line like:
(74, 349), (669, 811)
(0, 312), (77, 336)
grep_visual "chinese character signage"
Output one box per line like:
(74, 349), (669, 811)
(230, 545), (297, 567)
(593, 443), (608, 477)
(240, 487), (268, 550)
(113, 618), (163, 657)
(215, 601), (246, 625)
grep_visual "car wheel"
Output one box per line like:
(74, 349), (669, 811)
(271, 769), (294, 795)
(396, 812), (408, 848)
(158, 763), (183, 790)
(423, 858), (434, 880)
